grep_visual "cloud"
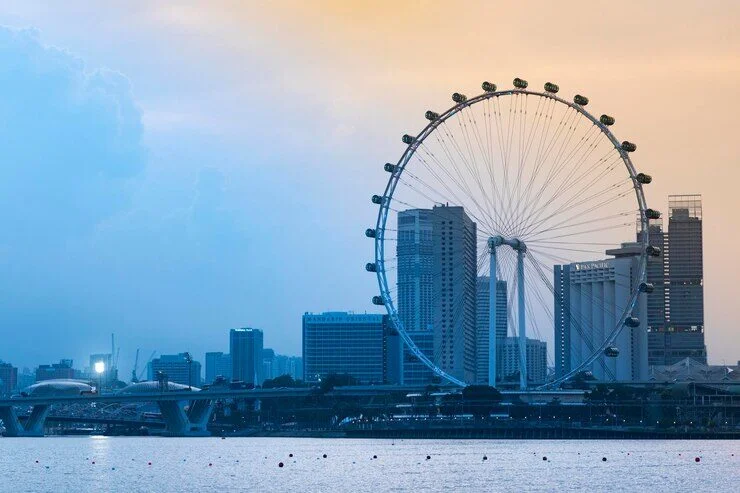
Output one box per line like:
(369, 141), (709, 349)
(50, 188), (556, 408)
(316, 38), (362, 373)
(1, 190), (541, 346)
(0, 26), (145, 247)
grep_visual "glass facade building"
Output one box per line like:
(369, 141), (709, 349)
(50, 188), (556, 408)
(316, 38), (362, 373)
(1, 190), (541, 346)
(432, 205), (477, 383)
(642, 195), (706, 366)
(204, 351), (232, 384)
(302, 312), (394, 384)
(230, 328), (264, 385)
(475, 277), (508, 384)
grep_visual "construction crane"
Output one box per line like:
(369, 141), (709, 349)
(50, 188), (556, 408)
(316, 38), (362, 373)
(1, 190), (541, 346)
(137, 350), (157, 382)
(131, 349), (140, 383)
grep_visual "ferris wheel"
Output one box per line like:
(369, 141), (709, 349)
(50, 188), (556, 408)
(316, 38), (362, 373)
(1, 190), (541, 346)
(366, 78), (658, 389)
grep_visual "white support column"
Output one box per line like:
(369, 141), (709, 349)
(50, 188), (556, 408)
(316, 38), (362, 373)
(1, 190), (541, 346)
(488, 247), (498, 388)
(517, 249), (527, 390)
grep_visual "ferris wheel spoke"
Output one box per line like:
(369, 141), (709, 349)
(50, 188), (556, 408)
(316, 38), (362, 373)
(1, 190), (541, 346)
(524, 185), (633, 240)
(527, 208), (636, 243)
(511, 106), (581, 233)
(463, 105), (508, 232)
(426, 130), (500, 234)
(521, 149), (624, 233)
(455, 110), (505, 233)
(528, 220), (633, 243)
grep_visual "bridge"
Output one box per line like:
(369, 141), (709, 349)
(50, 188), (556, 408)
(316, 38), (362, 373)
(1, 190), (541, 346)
(0, 388), (315, 437)
(0, 385), (446, 437)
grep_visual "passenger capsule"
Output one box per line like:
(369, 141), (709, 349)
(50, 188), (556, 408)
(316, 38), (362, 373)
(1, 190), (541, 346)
(384, 163), (396, 173)
(600, 114), (615, 126)
(645, 208), (661, 220)
(513, 77), (528, 89)
(452, 93), (468, 103)
(482, 81), (497, 92)
(639, 282), (655, 293)
(604, 346), (620, 358)
(372, 296), (384, 305)
(402, 134), (415, 144)
(646, 245), (661, 257)
(636, 173), (652, 184)
(544, 82), (559, 93)
(425, 110), (440, 121)
(574, 94), (589, 106)
(621, 141), (637, 152)
(365, 263), (377, 272)
(365, 228), (376, 238)
(371, 195), (383, 205)
(624, 316), (640, 328)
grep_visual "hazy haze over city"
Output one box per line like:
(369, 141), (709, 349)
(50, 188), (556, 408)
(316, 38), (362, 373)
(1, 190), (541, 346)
(1, 0), (739, 379)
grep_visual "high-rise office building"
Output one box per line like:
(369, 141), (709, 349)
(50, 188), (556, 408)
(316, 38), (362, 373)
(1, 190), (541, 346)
(499, 337), (548, 385)
(35, 360), (75, 382)
(262, 348), (276, 382)
(475, 277), (508, 384)
(230, 328), (264, 385)
(0, 361), (18, 396)
(554, 243), (648, 381)
(302, 312), (397, 384)
(272, 354), (304, 380)
(642, 195), (706, 365)
(147, 353), (201, 387)
(205, 352), (232, 384)
(433, 205), (477, 383)
(397, 208), (436, 385)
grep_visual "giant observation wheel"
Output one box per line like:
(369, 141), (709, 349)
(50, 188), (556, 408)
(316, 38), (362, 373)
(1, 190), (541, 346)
(366, 78), (659, 389)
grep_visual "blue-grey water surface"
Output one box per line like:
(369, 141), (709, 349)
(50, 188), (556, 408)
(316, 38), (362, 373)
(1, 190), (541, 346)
(0, 437), (737, 492)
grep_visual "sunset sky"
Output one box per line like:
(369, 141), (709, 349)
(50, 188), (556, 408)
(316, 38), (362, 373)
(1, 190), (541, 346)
(1, 0), (738, 377)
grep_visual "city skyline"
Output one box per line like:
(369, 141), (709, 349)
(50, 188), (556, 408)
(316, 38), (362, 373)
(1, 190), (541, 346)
(1, 2), (740, 380)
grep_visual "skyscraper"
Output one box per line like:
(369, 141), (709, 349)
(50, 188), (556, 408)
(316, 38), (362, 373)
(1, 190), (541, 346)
(302, 312), (395, 384)
(397, 209), (436, 385)
(554, 243), (648, 381)
(433, 205), (477, 383)
(0, 361), (18, 396)
(475, 277), (507, 384)
(642, 195), (706, 365)
(230, 328), (264, 385)
(499, 337), (548, 385)
(204, 352), (232, 384)
(147, 353), (201, 387)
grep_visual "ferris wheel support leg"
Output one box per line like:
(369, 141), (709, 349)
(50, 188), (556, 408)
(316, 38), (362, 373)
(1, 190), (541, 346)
(488, 248), (498, 388)
(518, 249), (527, 390)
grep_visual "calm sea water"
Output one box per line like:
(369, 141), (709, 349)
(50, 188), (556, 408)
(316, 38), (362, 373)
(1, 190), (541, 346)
(0, 437), (737, 492)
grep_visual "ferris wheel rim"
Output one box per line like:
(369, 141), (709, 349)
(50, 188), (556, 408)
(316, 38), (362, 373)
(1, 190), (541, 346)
(372, 85), (650, 388)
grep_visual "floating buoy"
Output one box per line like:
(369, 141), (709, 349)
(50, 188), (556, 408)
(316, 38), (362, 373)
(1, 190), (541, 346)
(426, 455), (431, 460)
(221, 437), (226, 440)
(373, 455), (377, 459)
(289, 454), (293, 457)
(483, 456), (488, 461)
(148, 462), (152, 466)
(35, 460), (39, 463)
(602, 457), (607, 462)
(695, 457), (700, 463)
(279, 462), (284, 468)
(542, 456), (547, 461)
(112, 467), (116, 471)
(208, 463), (212, 467)
(323, 454), (327, 458)
(92, 461), (95, 465)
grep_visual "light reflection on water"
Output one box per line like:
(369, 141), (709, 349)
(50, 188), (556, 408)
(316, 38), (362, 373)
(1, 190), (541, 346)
(0, 437), (737, 492)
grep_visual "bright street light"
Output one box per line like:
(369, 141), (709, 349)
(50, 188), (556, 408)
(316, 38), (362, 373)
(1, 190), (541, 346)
(94, 361), (106, 374)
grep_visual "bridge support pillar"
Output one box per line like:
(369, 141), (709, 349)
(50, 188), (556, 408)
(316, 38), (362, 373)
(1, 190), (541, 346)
(157, 400), (214, 436)
(0, 404), (50, 437)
